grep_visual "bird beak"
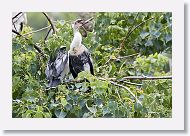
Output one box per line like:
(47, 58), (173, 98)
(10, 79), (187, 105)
(81, 17), (94, 26)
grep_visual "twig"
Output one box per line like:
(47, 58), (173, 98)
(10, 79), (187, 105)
(12, 19), (17, 32)
(118, 59), (127, 73)
(42, 12), (56, 34)
(101, 53), (138, 71)
(115, 89), (123, 104)
(123, 76), (172, 80)
(125, 17), (154, 41)
(104, 57), (112, 65)
(12, 12), (24, 32)
(12, 12), (23, 20)
(110, 76), (172, 80)
(12, 29), (46, 58)
(120, 81), (142, 86)
(12, 29), (22, 37)
(44, 28), (52, 43)
(117, 53), (139, 59)
(99, 77), (142, 106)
(120, 17), (154, 48)
(23, 25), (51, 36)
(125, 13), (139, 38)
(62, 79), (86, 84)
(120, 13), (139, 49)
(117, 53), (139, 73)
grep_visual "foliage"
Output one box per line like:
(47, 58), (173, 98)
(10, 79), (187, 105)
(12, 12), (172, 118)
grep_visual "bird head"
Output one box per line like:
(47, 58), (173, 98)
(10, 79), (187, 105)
(72, 18), (94, 37)
(72, 19), (84, 31)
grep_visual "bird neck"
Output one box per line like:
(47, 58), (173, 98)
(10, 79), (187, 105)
(70, 30), (82, 49)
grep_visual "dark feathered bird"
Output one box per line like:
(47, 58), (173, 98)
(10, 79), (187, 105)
(45, 46), (69, 88)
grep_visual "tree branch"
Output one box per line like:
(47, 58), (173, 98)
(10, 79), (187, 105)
(12, 29), (46, 58)
(98, 77), (142, 106)
(116, 53), (139, 60)
(120, 13), (139, 49)
(103, 53), (139, 67)
(125, 17), (154, 41)
(125, 13), (139, 38)
(23, 25), (51, 36)
(12, 12), (23, 20)
(120, 17), (154, 48)
(119, 80), (142, 86)
(44, 28), (52, 43)
(42, 12), (56, 34)
(110, 76), (172, 80)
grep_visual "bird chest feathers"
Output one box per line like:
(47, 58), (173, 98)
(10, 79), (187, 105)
(69, 46), (86, 56)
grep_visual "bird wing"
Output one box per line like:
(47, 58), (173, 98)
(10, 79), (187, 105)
(82, 45), (94, 75)
(69, 48), (94, 78)
(87, 52), (94, 75)
(45, 47), (69, 87)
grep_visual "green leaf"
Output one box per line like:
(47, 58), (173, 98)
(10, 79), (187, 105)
(75, 83), (82, 88)
(109, 63), (117, 75)
(103, 107), (110, 116)
(34, 112), (43, 118)
(86, 103), (97, 114)
(95, 98), (103, 107)
(134, 102), (143, 112)
(145, 40), (153, 47)
(43, 112), (52, 118)
(55, 109), (67, 118)
(140, 31), (149, 39)
(36, 106), (43, 112)
(61, 98), (67, 107)
(22, 110), (33, 118)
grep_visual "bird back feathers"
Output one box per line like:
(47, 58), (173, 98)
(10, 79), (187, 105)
(45, 46), (69, 88)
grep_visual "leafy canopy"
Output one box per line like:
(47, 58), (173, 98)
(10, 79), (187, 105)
(12, 12), (172, 118)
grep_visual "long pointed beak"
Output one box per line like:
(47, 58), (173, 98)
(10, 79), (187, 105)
(81, 17), (94, 26)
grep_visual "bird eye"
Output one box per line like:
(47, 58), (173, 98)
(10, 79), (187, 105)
(77, 19), (83, 23)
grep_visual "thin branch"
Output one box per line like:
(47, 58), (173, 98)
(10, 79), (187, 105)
(119, 81), (142, 86)
(23, 25), (51, 36)
(120, 13), (139, 48)
(104, 57), (112, 65)
(103, 53), (139, 68)
(116, 53), (139, 59)
(44, 28), (52, 43)
(125, 13), (139, 38)
(118, 59), (127, 73)
(12, 13), (25, 25)
(12, 29), (22, 36)
(123, 76), (172, 80)
(42, 12), (56, 34)
(115, 89), (123, 104)
(12, 12), (24, 32)
(99, 77), (142, 106)
(110, 76), (172, 80)
(12, 29), (46, 58)
(12, 12), (23, 20)
(125, 17), (154, 41)
(120, 17), (154, 48)
(12, 19), (17, 32)
(61, 79), (86, 84)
